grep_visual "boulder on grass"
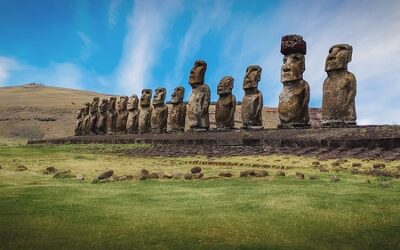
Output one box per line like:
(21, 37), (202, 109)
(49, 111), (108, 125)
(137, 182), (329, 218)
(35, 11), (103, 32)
(53, 170), (74, 178)
(191, 166), (202, 174)
(16, 165), (27, 171)
(184, 173), (193, 180)
(276, 170), (286, 176)
(43, 166), (58, 175)
(219, 172), (233, 177)
(171, 172), (183, 179)
(256, 170), (269, 177)
(139, 169), (149, 180)
(97, 169), (114, 179)
(193, 172), (204, 179)
(295, 172), (305, 179)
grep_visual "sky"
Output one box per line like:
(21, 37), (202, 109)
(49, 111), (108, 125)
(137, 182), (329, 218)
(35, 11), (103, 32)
(0, 0), (399, 125)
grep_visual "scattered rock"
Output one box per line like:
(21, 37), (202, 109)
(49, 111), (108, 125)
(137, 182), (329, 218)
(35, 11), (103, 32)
(240, 170), (257, 177)
(309, 175), (319, 180)
(193, 173), (204, 179)
(311, 161), (320, 167)
(276, 170), (286, 176)
(184, 173), (193, 180)
(331, 161), (340, 167)
(171, 172), (183, 179)
(191, 166), (202, 174)
(256, 170), (269, 177)
(330, 175), (340, 182)
(161, 173), (173, 179)
(149, 172), (160, 179)
(373, 163), (386, 169)
(76, 174), (85, 180)
(295, 172), (305, 179)
(352, 163), (362, 168)
(53, 170), (74, 178)
(219, 172), (233, 177)
(43, 166), (58, 175)
(97, 169), (114, 179)
(16, 165), (27, 171)
(139, 169), (149, 180)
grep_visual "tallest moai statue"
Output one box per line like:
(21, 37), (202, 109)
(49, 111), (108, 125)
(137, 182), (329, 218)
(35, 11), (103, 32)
(278, 35), (310, 129)
(322, 44), (357, 127)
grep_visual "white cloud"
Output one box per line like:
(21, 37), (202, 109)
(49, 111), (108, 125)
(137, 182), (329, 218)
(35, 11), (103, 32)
(0, 57), (20, 85)
(115, 0), (182, 95)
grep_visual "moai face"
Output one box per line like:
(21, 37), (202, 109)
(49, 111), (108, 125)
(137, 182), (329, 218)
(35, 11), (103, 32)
(171, 86), (185, 104)
(325, 44), (352, 72)
(127, 95), (139, 110)
(90, 97), (99, 112)
(281, 53), (305, 83)
(217, 76), (234, 95)
(140, 89), (152, 107)
(99, 99), (108, 113)
(83, 103), (90, 116)
(153, 88), (166, 105)
(108, 97), (116, 111)
(189, 60), (207, 86)
(243, 65), (261, 90)
(117, 96), (128, 111)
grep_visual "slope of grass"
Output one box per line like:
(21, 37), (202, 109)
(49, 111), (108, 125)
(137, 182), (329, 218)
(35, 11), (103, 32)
(0, 145), (399, 249)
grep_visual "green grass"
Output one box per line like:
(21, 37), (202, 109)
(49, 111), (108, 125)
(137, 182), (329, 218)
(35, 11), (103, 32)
(0, 145), (399, 249)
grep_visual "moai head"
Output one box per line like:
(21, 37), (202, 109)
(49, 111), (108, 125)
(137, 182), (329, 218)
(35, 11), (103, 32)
(189, 60), (207, 86)
(99, 99), (108, 113)
(243, 65), (262, 90)
(153, 87), (166, 105)
(127, 94), (139, 111)
(218, 76), (234, 95)
(90, 97), (99, 113)
(171, 86), (185, 104)
(108, 97), (116, 111)
(325, 44), (353, 72)
(76, 108), (84, 119)
(140, 89), (152, 108)
(117, 96), (128, 111)
(83, 102), (91, 116)
(280, 35), (307, 83)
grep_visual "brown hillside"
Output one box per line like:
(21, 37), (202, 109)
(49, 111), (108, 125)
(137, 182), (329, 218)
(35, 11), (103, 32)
(0, 83), (321, 143)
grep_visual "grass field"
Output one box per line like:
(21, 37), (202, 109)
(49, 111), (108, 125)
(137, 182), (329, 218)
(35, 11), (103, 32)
(0, 144), (399, 249)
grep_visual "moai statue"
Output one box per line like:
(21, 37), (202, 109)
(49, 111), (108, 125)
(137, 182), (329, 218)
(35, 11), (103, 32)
(115, 96), (129, 133)
(95, 99), (108, 135)
(74, 107), (85, 136)
(241, 65), (263, 129)
(216, 76), (236, 130)
(89, 97), (99, 134)
(81, 102), (91, 135)
(151, 87), (168, 133)
(187, 60), (210, 132)
(168, 86), (186, 132)
(126, 94), (139, 134)
(106, 97), (117, 134)
(139, 89), (152, 133)
(322, 44), (356, 127)
(278, 35), (310, 129)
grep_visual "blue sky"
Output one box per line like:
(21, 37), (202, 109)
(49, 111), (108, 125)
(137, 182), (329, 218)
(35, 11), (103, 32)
(0, 0), (399, 125)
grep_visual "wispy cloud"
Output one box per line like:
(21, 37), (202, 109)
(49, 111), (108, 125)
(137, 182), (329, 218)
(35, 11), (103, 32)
(77, 31), (98, 61)
(0, 57), (20, 85)
(115, 0), (182, 95)
(108, 0), (123, 29)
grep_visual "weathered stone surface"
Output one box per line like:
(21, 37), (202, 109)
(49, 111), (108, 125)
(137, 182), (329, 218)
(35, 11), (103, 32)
(184, 173), (193, 180)
(295, 172), (305, 179)
(106, 97), (117, 134)
(278, 35), (310, 129)
(116, 96), (129, 133)
(81, 102), (91, 135)
(216, 76), (236, 130)
(169, 86), (186, 132)
(256, 170), (269, 177)
(240, 170), (257, 177)
(139, 89), (152, 134)
(191, 166), (202, 174)
(53, 170), (74, 178)
(43, 166), (57, 175)
(16, 165), (27, 171)
(139, 169), (150, 180)
(193, 172), (204, 179)
(88, 97), (99, 135)
(242, 65), (263, 129)
(97, 169), (114, 180)
(151, 88), (168, 133)
(126, 95), (139, 134)
(187, 60), (210, 132)
(74, 107), (85, 136)
(219, 172), (232, 177)
(373, 163), (386, 169)
(76, 174), (85, 180)
(276, 170), (286, 176)
(149, 172), (160, 179)
(96, 99), (108, 135)
(322, 44), (357, 127)
(309, 175), (319, 180)
(171, 172), (183, 179)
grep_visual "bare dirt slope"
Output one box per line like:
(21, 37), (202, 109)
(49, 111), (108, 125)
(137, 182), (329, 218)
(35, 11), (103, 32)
(0, 83), (321, 143)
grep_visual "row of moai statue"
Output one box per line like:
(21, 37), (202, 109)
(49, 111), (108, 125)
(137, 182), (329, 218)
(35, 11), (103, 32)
(75, 34), (357, 135)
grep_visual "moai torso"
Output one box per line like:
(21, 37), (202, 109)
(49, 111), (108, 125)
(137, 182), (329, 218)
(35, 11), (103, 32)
(106, 97), (117, 134)
(241, 65), (263, 129)
(278, 35), (310, 128)
(96, 99), (108, 135)
(89, 97), (99, 134)
(74, 108), (84, 136)
(151, 88), (168, 133)
(82, 103), (91, 135)
(126, 95), (139, 134)
(215, 76), (236, 130)
(139, 89), (152, 133)
(187, 60), (210, 131)
(116, 96), (129, 133)
(169, 86), (186, 132)
(322, 44), (356, 127)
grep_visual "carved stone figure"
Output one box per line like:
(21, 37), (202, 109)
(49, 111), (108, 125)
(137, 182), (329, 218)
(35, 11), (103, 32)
(187, 60), (210, 132)
(95, 99), (108, 135)
(151, 88), (168, 133)
(116, 96), (129, 133)
(81, 102), (91, 135)
(168, 86), (186, 132)
(106, 97), (117, 134)
(126, 95), (139, 133)
(88, 97), (99, 134)
(322, 44), (356, 127)
(216, 76), (236, 130)
(74, 107), (85, 136)
(139, 89), (152, 133)
(241, 65), (263, 129)
(278, 35), (310, 128)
